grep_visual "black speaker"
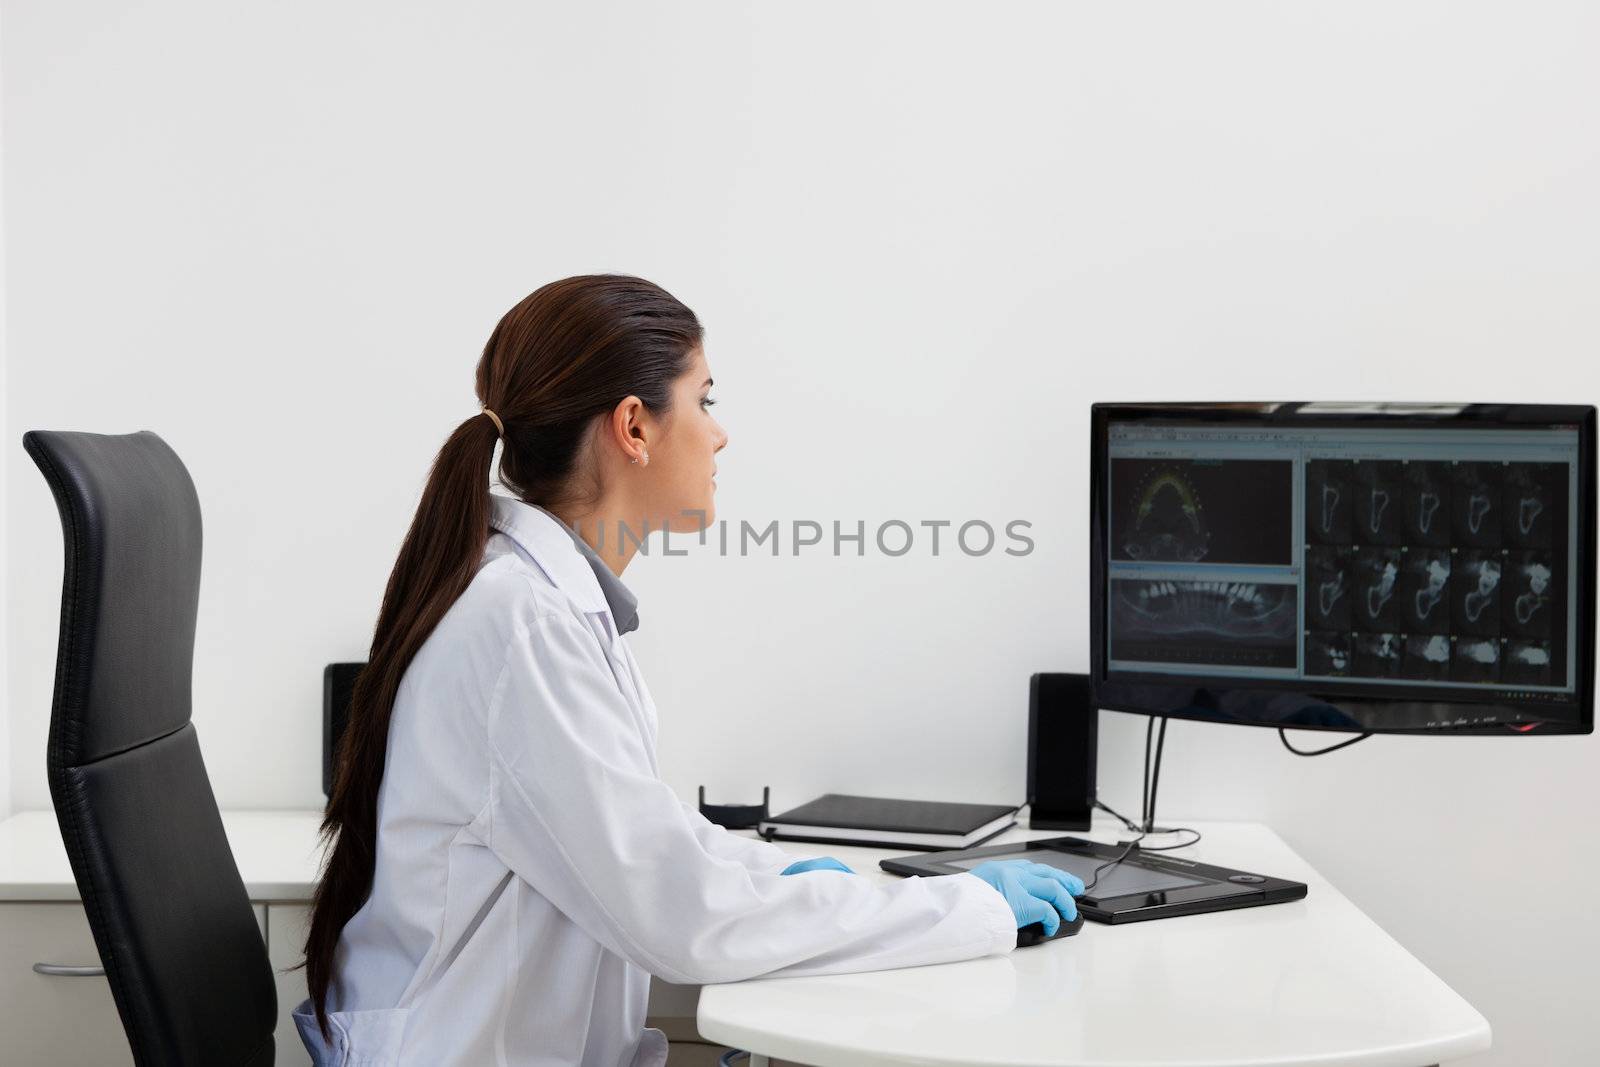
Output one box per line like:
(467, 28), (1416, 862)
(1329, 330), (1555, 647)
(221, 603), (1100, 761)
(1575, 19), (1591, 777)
(1026, 672), (1097, 830)
(323, 662), (365, 796)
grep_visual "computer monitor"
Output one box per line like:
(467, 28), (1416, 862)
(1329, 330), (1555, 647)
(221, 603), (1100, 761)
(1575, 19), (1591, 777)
(1090, 402), (1596, 735)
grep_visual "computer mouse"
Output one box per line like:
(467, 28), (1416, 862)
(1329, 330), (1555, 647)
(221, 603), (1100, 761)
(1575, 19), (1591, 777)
(1016, 912), (1085, 947)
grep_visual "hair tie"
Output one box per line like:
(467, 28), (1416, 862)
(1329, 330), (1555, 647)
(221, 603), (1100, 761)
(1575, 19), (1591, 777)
(481, 406), (505, 439)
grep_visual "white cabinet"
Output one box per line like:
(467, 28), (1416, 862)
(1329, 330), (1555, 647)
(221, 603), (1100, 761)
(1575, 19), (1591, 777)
(0, 900), (269, 1067)
(0, 811), (323, 1067)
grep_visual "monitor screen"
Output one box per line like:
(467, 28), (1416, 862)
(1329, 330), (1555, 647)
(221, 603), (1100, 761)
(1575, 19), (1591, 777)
(1090, 403), (1596, 735)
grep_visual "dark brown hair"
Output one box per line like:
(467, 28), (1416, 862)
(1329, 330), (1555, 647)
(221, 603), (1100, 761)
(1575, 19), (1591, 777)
(302, 274), (702, 1036)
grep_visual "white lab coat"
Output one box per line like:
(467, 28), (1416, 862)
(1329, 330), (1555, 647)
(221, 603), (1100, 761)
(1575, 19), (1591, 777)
(293, 494), (1016, 1066)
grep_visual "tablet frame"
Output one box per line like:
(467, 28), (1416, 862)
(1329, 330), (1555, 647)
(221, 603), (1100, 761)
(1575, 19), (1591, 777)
(880, 835), (1307, 924)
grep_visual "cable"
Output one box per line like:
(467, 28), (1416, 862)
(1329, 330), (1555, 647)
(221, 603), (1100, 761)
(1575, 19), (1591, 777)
(1278, 728), (1372, 757)
(1140, 718), (1155, 830)
(1145, 717), (1168, 833)
(1081, 837), (1141, 894)
(1080, 717), (1203, 894)
(1133, 827), (1202, 851)
(1093, 798), (1140, 834)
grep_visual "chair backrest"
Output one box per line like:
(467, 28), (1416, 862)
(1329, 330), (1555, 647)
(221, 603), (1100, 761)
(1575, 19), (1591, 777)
(24, 429), (276, 1067)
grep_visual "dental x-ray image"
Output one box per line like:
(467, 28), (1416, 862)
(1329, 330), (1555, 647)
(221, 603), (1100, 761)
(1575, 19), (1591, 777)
(1504, 462), (1562, 549)
(1502, 550), (1556, 640)
(1451, 462), (1503, 548)
(1351, 547), (1403, 633)
(1111, 458), (1293, 565)
(1503, 639), (1554, 686)
(1352, 633), (1404, 678)
(1401, 461), (1451, 547)
(1111, 578), (1298, 668)
(1451, 549), (1502, 638)
(1305, 459), (1356, 545)
(1301, 452), (1571, 688)
(1402, 633), (1453, 681)
(1451, 636), (1501, 683)
(1305, 631), (1351, 676)
(1305, 546), (1352, 630)
(1397, 549), (1451, 635)
(1113, 441), (1573, 692)
(1352, 461), (1405, 546)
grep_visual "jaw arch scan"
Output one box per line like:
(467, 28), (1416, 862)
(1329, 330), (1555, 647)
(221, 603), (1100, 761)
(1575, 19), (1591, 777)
(1123, 469), (1212, 562)
(1118, 580), (1296, 641)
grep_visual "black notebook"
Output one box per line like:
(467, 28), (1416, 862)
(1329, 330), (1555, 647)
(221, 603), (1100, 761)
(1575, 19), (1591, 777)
(757, 794), (1018, 850)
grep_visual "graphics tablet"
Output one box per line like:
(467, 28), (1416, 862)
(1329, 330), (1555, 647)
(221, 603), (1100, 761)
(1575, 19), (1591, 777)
(880, 835), (1307, 923)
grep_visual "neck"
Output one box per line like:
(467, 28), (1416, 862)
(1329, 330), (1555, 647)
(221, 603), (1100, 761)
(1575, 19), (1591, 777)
(548, 500), (645, 578)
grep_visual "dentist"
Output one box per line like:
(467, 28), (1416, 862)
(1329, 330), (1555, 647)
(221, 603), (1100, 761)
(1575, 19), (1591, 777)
(297, 274), (1082, 1065)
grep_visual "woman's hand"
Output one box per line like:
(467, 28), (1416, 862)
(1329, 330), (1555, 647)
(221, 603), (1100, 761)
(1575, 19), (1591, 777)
(780, 856), (855, 875)
(966, 860), (1084, 934)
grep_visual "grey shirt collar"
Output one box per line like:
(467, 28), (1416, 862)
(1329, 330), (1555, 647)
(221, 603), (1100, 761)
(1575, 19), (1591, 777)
(534, 505), (640, 636)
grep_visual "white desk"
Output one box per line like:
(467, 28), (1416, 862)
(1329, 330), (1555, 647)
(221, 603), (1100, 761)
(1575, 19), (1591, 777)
(698, 819), (1491, 1067)
(0, 811), (1491, 1067)
(0, 809), (327, 902)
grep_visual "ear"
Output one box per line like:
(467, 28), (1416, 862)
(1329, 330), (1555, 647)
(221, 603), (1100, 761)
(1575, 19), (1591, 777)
(606, 396), (650, 464)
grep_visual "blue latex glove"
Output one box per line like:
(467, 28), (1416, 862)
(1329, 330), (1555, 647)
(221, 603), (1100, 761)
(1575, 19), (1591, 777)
(780, 856), (855, 876)
(966, 860), (1084, 934)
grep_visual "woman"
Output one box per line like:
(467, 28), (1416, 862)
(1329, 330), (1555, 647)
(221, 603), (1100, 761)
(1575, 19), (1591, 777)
(297, 275), (1082, 1065)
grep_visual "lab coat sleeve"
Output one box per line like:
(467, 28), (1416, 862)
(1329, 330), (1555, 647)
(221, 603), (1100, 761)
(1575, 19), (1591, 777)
(676, 798), (795, 876)
(483, 611), (1018, 986)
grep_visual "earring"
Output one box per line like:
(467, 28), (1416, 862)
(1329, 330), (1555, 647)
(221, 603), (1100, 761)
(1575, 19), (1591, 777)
(641, 450), (649, 466)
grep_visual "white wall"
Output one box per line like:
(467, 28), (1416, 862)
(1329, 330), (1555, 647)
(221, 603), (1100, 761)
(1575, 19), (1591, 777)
(0, 1), (9, 821)
(4, 2), (1597, 1062)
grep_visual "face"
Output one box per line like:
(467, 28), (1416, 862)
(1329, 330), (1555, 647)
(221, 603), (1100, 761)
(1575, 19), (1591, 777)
(637, 346), (727, 533)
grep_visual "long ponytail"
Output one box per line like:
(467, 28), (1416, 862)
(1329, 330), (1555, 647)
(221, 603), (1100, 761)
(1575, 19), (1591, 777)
(302, 274), (702, 1037)
(303, 413), (498, 1036)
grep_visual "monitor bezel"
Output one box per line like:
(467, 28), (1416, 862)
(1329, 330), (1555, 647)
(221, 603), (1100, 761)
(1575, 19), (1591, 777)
(1089, 402), (1596, 736)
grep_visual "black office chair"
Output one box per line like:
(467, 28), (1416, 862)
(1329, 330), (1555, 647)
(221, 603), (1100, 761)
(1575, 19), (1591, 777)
(24, 429), (276, 1067)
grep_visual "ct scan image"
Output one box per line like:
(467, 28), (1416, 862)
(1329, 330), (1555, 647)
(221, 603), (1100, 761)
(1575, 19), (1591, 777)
(1306, 459), (1356, 545)
(1401, 461), (1452, 547)
(1351, 547), (1403, 633)
(1306, 546), (1352, 630)
(1451, 637), (1501, 683)
(1301, 452), (1571, 691)
(1402, 633), (1452, 681)
(1352, 633), (1403, 678)
(1352, 461), (1405, 546)
(1305, 631), (1351, 676)
(1503, 639), (1554, 686)
(1397, 549), (1451, 635)
(1111, 458), (1294, 565)
(1502, 550), (1556, 640)
(1111, 578), (1298, 669)
(1451, 549), (1502, 638)
(1451, 462), (1504, 548)
(1504, 463), (1562, 549)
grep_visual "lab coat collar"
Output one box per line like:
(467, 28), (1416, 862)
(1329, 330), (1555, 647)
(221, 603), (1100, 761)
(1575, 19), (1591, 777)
(488, 494), (640, 635)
